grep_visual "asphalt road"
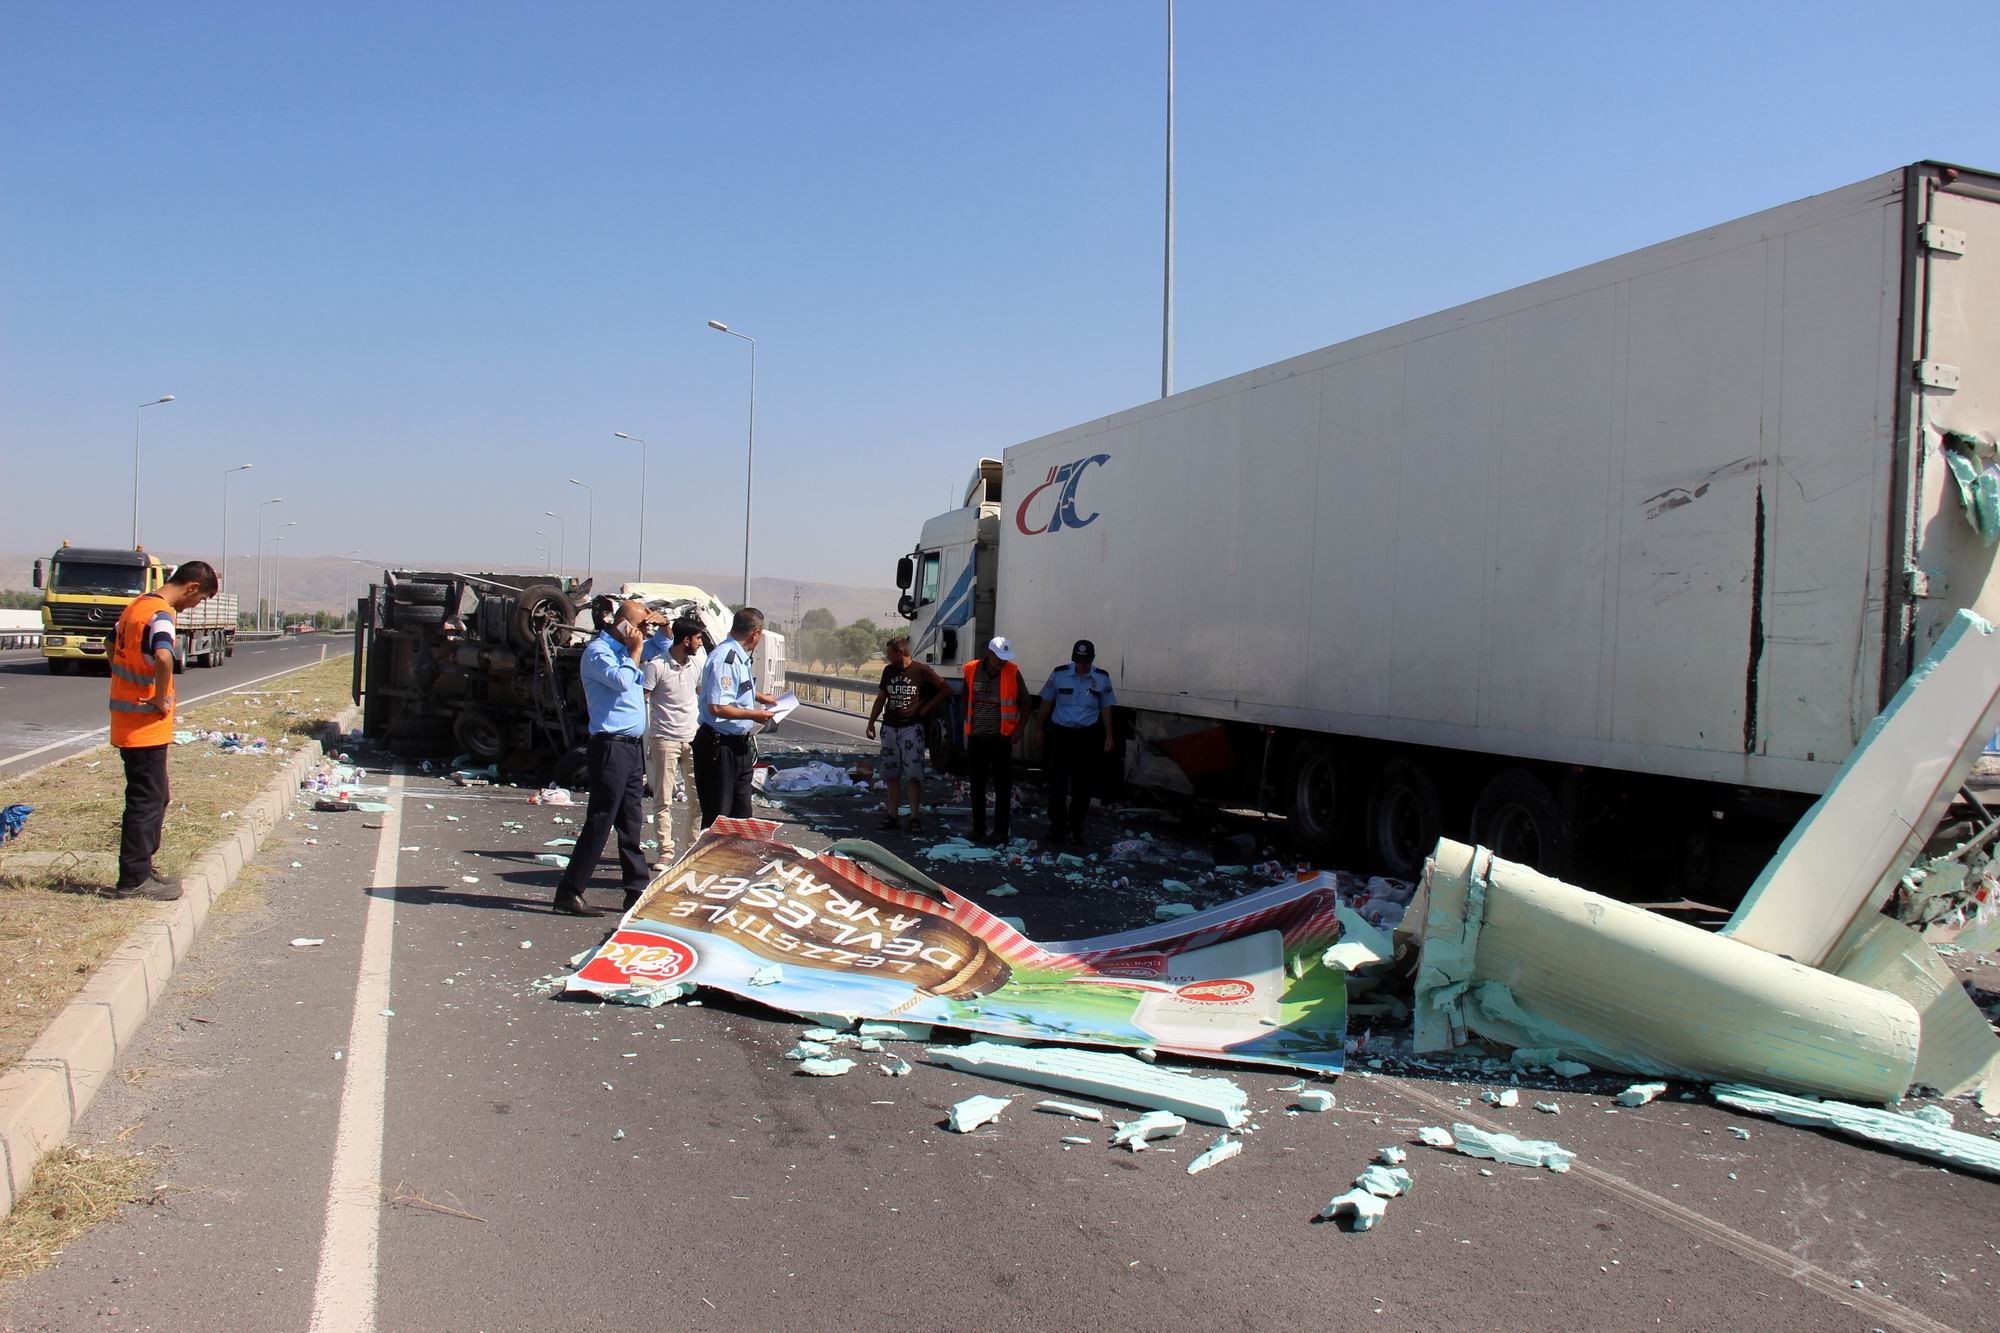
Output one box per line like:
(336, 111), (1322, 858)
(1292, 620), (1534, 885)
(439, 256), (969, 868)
(3, 715), (1997, 1331)
(0, 636), (353, 774)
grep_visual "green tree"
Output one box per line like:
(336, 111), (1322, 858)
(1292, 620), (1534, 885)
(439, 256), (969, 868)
(835, 624), (878, 671)
(800, 607), (836, 632)
(0, 589), (42, 610)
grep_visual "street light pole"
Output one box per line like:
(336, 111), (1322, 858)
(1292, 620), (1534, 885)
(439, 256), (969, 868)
(613, 433), (647, 582)
(568, 478), (594, 586)
(543, 510), (565, 576)
(270, 522), (296, 631)
(131, 395), (175, 547)
(255, 498), (283, 632)
(707, 321), (757, 604)
(220, 463), (251, 598)
(1161, 0), (1175, 399)
(346, 548), (362, 629)
(534, 532), (550, 575)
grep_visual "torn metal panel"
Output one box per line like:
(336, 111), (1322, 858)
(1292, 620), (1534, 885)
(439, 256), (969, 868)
(1713, 1084), (2000, 1179)
(566, 818), (1346, 1075)
(1414, 840), (1920, 1104)
(928, 1041), (1249, 1128)
(1824, 915), (2000, 1112)
(1727, 609), (2000, 966)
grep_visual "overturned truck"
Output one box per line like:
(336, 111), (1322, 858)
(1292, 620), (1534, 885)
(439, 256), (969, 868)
(351, 570), (594, 777)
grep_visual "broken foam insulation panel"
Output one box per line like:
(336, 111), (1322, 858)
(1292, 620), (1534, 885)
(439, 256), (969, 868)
(1413, 840), (1920, 1104)
(929, 1042), (1250, 1128)
(1713, 1084), (2000, 1179)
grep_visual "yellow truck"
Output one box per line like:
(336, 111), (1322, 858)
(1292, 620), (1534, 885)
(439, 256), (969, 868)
(32, 543), (237, 676)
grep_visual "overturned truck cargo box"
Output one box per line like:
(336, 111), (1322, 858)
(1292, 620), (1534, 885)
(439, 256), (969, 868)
(1414, 840), (1919, 1104)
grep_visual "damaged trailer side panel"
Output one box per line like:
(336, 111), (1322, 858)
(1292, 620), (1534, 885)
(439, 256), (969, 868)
(910, 164), (2000, 818)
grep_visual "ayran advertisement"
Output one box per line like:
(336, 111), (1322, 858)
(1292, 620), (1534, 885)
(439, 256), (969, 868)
(566, 818), (1349, 1074)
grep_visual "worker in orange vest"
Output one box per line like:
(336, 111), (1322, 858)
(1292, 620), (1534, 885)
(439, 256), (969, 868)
(963, 636), (1025, 845)
(109, 560), (219, 900)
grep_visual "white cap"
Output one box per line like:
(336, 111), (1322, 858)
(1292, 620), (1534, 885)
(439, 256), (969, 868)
(987, 635), (1016, 662)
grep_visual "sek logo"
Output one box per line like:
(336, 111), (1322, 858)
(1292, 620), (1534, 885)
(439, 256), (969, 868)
(576, 930), (700, 987)
(1015, 453), (1110, 536)
(1175, 978), (1254, 1004)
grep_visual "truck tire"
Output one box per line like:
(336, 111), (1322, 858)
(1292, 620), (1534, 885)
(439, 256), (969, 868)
(389, 580), (452, 606)
(1286, 739), (1350, 860)
(1470, 768), (1574, 878)
(1366, 757), (1444, 882)
(552, 744), (591, 791)
(46, 659), (70, 676)
(391, 604), (447, 630)
(172, 647), (186, 675)
(510, 583), (575, 652)
(453, 710), (506, 763)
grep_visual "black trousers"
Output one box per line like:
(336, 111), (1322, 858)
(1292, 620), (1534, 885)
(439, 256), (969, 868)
(558, 733), (649, 897)
(693, 725), (754, 827)
(967, 733), (1013, 839)
(117, 743), (170, 889)
(1043, 721), (1103, 838)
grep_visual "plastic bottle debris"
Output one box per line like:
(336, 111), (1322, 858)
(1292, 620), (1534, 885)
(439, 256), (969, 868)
(796, 1057), (855, 1077)
(1615, 1082), (1667, 1107)
(1035, 1099), (1105, 1122)
(1112, 1110), (1188, 1151)
(1186, 1134), (1242, 1175)
(1416, 1126), (1454, 1148)
(1482, 1088), (1520, 1108)
(1297, 1090), (1335, 1113)
(1450, 1122), (1575, 1172)
(1376, 1146), (1407, 1165)
(947, 1094), (1013, 1132)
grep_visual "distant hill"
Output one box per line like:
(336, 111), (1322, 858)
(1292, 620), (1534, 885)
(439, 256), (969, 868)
(0, 553), (896, 631)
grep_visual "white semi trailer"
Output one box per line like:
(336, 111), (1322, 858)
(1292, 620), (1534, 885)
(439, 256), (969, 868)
(896, 160), (2000, 883)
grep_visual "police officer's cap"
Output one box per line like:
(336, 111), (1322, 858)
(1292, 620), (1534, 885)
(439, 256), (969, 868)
(1071, 638), (1096, 662)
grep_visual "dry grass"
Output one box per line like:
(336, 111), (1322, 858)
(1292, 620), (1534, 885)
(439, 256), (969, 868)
(0, 657), (354, 1071)
(0, 1143), (160, 1282)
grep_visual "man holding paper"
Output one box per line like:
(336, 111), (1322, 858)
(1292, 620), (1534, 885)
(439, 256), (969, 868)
(693, 606), (779, 827)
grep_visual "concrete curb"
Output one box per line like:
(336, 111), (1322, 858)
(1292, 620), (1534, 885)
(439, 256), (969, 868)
(0, 705), (363, 1217)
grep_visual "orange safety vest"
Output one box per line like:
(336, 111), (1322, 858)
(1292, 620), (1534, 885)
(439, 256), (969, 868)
(109, 592), (175, 748)
(962, 658), (1023, 739)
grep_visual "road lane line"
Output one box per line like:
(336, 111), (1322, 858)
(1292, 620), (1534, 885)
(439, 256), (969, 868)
(0, 651), (353, 775)
(309, 771), (403, 1333)
(1383, 1079), (1953, 1333)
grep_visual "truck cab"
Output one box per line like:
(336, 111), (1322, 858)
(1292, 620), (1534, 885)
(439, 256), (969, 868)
(898, 460), (1002, 677)
(33, 544), (162, 674)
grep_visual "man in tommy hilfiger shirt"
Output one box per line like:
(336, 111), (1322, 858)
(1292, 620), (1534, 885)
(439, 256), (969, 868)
(108, 560), (218, 901)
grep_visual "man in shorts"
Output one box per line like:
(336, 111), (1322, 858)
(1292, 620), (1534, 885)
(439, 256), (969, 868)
(864, 634), (946, 833)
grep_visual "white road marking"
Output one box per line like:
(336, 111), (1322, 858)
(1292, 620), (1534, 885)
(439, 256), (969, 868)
(0, 650), (353, 774)
(308, 771), (403, 1333)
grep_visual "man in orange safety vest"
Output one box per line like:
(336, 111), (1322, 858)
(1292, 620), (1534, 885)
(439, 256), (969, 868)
(962, 636), (1025, 845)
(109, 560), (219, 900)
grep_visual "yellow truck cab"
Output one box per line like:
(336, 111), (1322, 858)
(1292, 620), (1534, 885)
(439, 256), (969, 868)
(33, 542), (238, 675)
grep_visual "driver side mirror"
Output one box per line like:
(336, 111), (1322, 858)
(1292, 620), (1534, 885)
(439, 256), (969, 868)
(895, 556), (913, 590)
(32, 560), (43, 590)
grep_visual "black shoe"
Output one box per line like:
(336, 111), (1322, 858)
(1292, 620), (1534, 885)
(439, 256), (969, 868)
(107, 875), (182, 902)
(620, 884), (647, 911)
(552, 893), (602, 918)
(1046, 829), (1067, 847)
(972, 827), (988, 845)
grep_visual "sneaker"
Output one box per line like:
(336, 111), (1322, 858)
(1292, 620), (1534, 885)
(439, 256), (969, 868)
(108, 875), (182, 902)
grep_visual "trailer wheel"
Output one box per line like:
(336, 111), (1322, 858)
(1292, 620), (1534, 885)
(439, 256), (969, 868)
(552, 744), (591, 791)
(1286, 740), (1350, 860)
(453, 710), (506, 763)
(511, 584), (575, 652)
(1366, 757), (1444, 881)
(1470, 768), (1574, 878)
(389, 580), (452, 606)
(391, 603), (447, 630)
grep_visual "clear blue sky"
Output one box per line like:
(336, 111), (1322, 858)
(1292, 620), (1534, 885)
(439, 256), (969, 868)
(3, 1), (1993, 593)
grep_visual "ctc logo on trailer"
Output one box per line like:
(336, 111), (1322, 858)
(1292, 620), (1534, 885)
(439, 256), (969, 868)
(1015, 454), (1111, 536)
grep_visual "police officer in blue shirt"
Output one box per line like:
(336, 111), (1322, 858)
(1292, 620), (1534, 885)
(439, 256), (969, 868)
(694, 606), (779, 827)
(1034, 638), (1117, 845)
(553, 596), (669, 917)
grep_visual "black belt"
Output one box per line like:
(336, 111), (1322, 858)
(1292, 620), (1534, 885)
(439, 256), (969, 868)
(594, 732), (644, 745)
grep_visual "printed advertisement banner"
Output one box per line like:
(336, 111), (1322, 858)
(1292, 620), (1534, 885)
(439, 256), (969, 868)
(566, 818), (1348, 1074)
